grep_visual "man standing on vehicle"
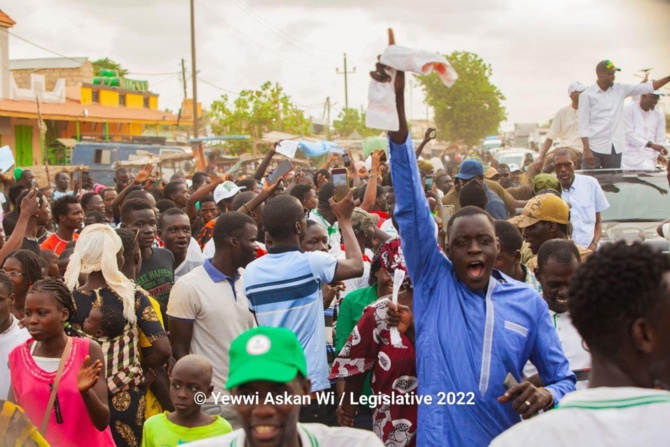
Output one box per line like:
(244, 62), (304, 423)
(621, 90), (668, 170)
(553, 148), (609, 251)
(538, 82), (586, 168)
(579, 60), (670, 169)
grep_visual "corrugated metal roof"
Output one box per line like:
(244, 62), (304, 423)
(9, 57), (89, 70)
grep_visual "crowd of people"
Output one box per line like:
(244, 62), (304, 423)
(0, 31), (669, 447)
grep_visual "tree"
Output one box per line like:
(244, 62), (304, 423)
(333, 108), (379, 138)
(417, 51), (506, 145)
(209, 82), (312, 155)
(92, 58), (129, 77)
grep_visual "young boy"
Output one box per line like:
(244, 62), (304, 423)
(121, 198), (175, 324)
(83, 305), (126, 339)
(141, 355), (232, 446)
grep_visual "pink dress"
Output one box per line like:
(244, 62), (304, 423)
(9, 337), (115, 447)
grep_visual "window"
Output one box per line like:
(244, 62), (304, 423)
(119, 94), (126, 106)
(94, 148), (112, 165)
(92, 90), (100, 103)
(143, 96), (150, 108)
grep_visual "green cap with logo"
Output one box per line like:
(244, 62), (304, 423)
(226, 327), (308, 389)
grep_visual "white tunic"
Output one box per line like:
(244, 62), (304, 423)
(491, 387), (670, 447)
(621, 102), (667, 171)
(189, 423), (384, 447)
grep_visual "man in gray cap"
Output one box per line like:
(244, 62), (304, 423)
(621, 90), (668, 170)
(538, 81), (587, 167)
(578, 60), (670, 169)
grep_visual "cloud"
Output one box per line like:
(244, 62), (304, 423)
(4, 0), (669, 129)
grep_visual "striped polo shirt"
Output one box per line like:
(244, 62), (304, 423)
(243, 246), (337, 392)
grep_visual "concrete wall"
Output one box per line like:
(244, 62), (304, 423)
(11, 60), (94, 90)
(0, 29), (9, 99)
(0, 117), (42, 166)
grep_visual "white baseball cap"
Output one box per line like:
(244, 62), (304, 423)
(508, 163), (521, 173)
(214, 181), (245, 204)
(651, 89), (666, 96)
(568, 81), (586, 94)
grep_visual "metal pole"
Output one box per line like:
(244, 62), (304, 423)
(190, 0), (199, 139)
(336, 53), (355, 110)
(181, 58), (188, 99)
(343, 54), (349, 109)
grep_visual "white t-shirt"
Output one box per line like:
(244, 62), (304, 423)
(547, 104), (583, 152)
(491, 387), (670, 447)
(523, 311), (591, 390)
(189, 423), (384, 447)
(174, 238), (205, 281)
(167, 262), (256, 395)
(0, 315), (31, 399)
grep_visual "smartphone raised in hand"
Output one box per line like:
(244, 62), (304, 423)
(268, 159), (294, 185)
(332, 167), (349, 202)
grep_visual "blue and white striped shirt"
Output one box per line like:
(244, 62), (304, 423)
(243, 246), (337, 392)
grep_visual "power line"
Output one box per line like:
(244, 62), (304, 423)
(127, 71), (181, 76)
(7, 30), (182, 79)
(223, 0), (339, 61)
(198, 77), (240, 95)
(196, 0), (331, 72)
(7, 31), (89, 65)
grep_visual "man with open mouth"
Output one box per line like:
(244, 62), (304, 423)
(189, 327), (383, 447)
(381, 29), (575, 447)
(522, 239), (590, 391)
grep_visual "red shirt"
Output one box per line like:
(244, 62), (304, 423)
(40, 233), (79, 255)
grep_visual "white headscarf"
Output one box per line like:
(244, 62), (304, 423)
(64, 224), (137, 324)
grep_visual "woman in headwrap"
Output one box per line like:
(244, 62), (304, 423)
(64, 224), (171, 447)
(330, 238), (417, 447)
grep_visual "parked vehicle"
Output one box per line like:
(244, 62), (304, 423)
(71, 142), (187, 186)
(494, 148), (537, 167)
(584, 169), (670, 252)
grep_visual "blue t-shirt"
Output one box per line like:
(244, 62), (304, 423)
(485, 187), (508, 220)
(243, 247), (337, 392)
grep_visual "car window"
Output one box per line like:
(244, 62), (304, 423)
(599, 176), (670, 222)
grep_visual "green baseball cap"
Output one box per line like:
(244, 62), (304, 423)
(226, 327), (308, 390)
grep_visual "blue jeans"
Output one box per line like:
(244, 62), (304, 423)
(582, 145), (621, 169)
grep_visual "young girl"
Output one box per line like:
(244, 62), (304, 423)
(8, 278), (115, 446)
(1, 249), (43, 321)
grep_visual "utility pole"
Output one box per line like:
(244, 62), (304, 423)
(181, 58), (188, 99)
(336, 53), (355, 109)
(190, 0), (199, 139)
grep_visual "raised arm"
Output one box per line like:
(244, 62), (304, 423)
(238, 178), (281, 216)
(652, 76), (670, 92)
(330, 191), (364, 282)
(0, 189), (38, 264)
(415, 128), (436, 158)
(186, 175), (228, 223)
(110, 164), (154, 216)
(360, 150), (383, 211)
(253, 144), (277, 181)
(382, 30), (447, 291)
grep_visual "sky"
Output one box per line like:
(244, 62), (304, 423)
(6, 0), (670, 132)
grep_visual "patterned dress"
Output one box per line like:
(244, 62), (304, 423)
(70, 286), (167, 447)
(330, 298), (417, 447)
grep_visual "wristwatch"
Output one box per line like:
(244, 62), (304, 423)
(646, 141), (653, 148)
